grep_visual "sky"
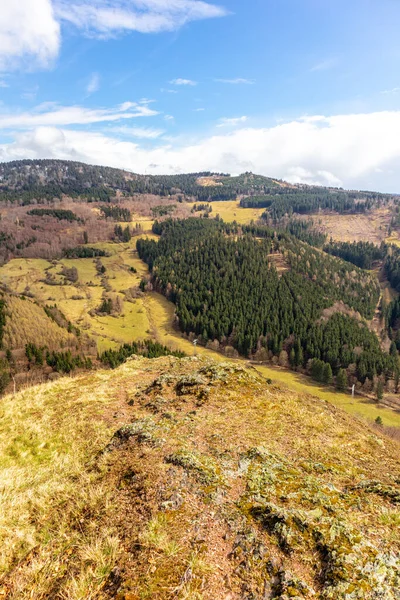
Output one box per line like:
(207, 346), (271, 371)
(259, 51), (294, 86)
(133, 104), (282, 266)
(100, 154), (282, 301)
(1, 0), (400, 191)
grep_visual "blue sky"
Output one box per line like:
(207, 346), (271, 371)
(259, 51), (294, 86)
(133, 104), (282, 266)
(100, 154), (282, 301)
(1, 0), (400, 191)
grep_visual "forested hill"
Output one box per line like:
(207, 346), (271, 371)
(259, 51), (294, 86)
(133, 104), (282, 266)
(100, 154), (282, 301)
(0, 159), (278, 204)
(137, 218), (398, 389)
(0, 159), (395, 210)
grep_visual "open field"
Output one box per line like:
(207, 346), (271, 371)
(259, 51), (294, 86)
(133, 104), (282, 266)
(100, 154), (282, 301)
(188, 200), (265, 224)
(0, 371), (118, 598)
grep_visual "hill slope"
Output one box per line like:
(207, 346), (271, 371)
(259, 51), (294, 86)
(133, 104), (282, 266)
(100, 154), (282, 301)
(1, 355), (399, 599)
(0, 160), (278, 204)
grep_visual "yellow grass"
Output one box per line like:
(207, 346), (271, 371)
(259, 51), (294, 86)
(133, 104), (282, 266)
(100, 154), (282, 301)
(0, 258), (52, 294)
(255, 365), (400, 429)
(60, 258), (98, 285)
(0, 373), (120, 598)
(386, 236), (400, 247)
(188, 200), (265, 224)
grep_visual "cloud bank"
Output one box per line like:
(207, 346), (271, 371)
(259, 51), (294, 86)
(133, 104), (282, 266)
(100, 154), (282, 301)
(1, 111), (400, 192)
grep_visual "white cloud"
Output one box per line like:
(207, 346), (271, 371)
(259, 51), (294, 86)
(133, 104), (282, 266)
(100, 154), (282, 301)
(310, 58), (338, 72)
(3, 111), (400, 192)
(0, 0), (60, 71)
(194, 108), (205, 111)
(0, 0), (227, 73)
(215, 78), (254, 84)
(381, 87), (400, 95)
(86, 72), (100, 94)
(217, 116), (248, 127)
(108, 126), (165, 138)
(161, 88), (178, 94)
(21, 86), (39, 101)
(55, 0), (228, 36)
(164, 114), (175, 121)
(0, 80), (9, 88)
(170, 78), (197, 86)
(0, 101), (158, 128)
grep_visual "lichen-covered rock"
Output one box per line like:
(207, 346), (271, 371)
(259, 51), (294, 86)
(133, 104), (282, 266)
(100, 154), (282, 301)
(105, 418), (162, 450)
(165, 448), (224, 489)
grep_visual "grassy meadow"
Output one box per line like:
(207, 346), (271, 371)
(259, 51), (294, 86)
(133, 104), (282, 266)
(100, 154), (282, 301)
(189, 200), (265, 224)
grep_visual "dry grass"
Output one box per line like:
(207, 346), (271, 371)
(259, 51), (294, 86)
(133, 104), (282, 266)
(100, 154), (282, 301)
(309, 208), (391, 243)
(0, 371), (123, 599)
(188, 201), (265, 225)
(0, 356), (399, 598)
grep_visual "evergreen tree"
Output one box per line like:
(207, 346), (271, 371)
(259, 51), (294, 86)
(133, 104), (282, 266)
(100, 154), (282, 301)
(322, 363), (333, 385)
(336, 369), (348, 391)
(376, 380), (384, 401)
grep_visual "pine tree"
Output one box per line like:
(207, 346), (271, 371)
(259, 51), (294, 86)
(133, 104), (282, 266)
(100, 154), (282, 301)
(289, 347), (296, 367)
(376, 380), (384, 401)
(336, 369), (348, 391)
(322, 363), (333, 385)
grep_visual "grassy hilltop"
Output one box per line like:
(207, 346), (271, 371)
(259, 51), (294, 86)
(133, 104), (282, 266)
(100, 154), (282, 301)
(0, 355), (399, 599)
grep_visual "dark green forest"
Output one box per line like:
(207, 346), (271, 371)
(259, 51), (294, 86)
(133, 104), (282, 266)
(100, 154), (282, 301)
(324, 240), (384, 269)
(27, 208), (82, 222)
(100, 205), (131, 222)
(99, 340), (185, 368)
(255, 188), (388, 220)
(385, 245), (400, 292)
(137, 219), (394, 385)
(64, 247), (108, 258)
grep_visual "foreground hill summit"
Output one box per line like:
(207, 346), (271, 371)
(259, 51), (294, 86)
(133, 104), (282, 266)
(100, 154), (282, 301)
(1, 355), (399, 599)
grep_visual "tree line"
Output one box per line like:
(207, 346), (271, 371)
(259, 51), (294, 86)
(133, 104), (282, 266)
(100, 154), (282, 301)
(25, 343), (92, 373)
(27, 208), (82, 222)
(100, 205), (131, 222)
(99, 340), (185, 369)
(324, 240), (385, 269)
(64, 247), (108, 258)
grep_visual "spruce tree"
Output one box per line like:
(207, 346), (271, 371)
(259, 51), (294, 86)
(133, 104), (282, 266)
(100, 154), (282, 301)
(336, 369), (348, 391)
(376, 380), (384, 401)
(322, 363), (333, 385)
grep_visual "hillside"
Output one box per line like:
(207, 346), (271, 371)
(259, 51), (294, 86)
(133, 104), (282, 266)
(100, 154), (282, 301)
(0, 160), (278, 205)
(0, 354), (399, 599)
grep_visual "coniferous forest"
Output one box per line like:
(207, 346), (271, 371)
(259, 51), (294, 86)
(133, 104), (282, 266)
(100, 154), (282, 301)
(137, 219), (396, 386)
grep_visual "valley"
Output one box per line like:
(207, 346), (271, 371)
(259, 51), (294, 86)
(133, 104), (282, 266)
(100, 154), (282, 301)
(1, 160), (400, 431)
(1, 160), (400, 600)
(1, 229), (400, 430)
